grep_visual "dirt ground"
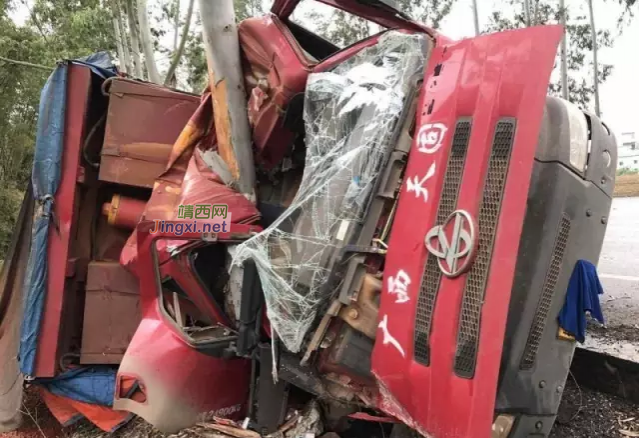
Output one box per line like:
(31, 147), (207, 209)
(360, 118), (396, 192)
(589, 325), (639, 345)
(552, 375), (639, 438)
(613, 174), (639, 197)
(0, 389), (65, 438)
(1, 379), (637, 438)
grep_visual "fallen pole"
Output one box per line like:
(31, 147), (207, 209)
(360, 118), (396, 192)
(198, 0), (256, 200)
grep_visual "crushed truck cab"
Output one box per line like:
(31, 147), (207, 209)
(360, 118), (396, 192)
(0, 1), (617, 437)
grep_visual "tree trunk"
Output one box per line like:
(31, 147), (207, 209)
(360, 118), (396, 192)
(523, 0), (531, 26)
(559, 0), (569, 100)
(173, 0), (180, 51)
(112, 11), (127, 73)
(137, 0), (161, 83)
(588, 0), (601, 116)
(164, 0), (195, 86)
(199, 0), (256, 199)
(115, 0), (133, 73)
(472, 0), (479, 35)
(125, 0), (144, 78)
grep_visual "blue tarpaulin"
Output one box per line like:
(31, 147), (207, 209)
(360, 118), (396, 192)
(19, 64), (68, 376)
(36, 367), (117, 406)
(19, 53), (116, 377)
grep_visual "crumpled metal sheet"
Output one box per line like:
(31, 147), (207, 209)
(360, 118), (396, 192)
(120, 93), (260, 275)
(234, 31), (426, 352)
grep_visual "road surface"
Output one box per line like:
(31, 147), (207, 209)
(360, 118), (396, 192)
(597, 196), (639, 327)
(584, 196), (639, 360)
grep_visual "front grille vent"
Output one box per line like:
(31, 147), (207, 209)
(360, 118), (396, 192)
(414, 119), (471, 365)
(453, 119), (515, 378)
(520, 215), (571, 369)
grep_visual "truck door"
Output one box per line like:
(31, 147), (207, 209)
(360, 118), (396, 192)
(372, 26), (563, 438)
(113, 223), (258, 434)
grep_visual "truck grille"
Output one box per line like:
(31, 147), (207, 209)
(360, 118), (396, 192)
(454, 119), (515, 378)
(520, 215), (571, 369)
(414, 119), (471, 365)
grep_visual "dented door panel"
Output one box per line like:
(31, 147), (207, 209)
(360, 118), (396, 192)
(372, 26), (563, 438)
(113, 223), (258, 433)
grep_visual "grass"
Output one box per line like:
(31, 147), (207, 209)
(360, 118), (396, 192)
(614, 173), (639, 197)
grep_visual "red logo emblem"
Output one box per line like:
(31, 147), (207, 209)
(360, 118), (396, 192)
(417, 123), (448, 154)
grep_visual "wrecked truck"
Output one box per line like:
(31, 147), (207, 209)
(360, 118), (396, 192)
(0, 0), (618, 437)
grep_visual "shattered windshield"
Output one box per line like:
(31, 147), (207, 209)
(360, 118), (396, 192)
(234, 31), (426, 353)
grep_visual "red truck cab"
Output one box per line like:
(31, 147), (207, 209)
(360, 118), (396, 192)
(0, 1), (617, 437)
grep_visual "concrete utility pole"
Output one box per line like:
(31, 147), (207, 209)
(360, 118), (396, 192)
(524, 0), (531, 26)
(199, 0), (256, 199)
(559, 0), (569, 100)
(472, 0), (480, 35)
(588, 0), (601, 116)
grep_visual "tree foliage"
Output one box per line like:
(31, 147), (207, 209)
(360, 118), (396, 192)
(487, 1), (614, 110)
(0, 0), (115, 257)
(302, 8), (375, 47)
(611, 0), (637, 22)
(394, 0), (454, 28)
(180, 0), (265, 92)
(30, 0), (115, 61)
(181, 0), (455, 89)
(294, 0), (454, 47)
(184, 27), (207, 92)
(235, 0), (264, 21)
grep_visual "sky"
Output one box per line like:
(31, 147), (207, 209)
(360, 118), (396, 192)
(437, 0), (639, 137)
